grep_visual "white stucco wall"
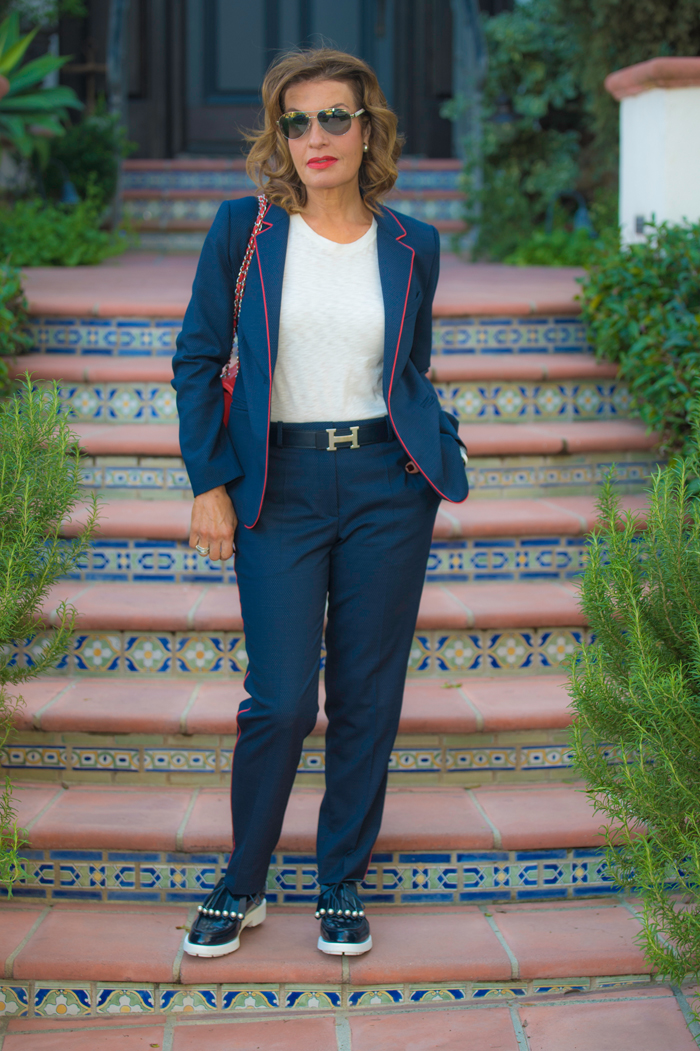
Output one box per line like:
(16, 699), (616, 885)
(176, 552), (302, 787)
(619, 85), (700, 243)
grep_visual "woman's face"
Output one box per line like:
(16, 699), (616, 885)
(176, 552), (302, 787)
(280, 78), (370, 196)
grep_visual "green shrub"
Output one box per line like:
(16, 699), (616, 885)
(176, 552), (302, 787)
(504, 227), (600, 267)
(579, 220), (700, 453)
(0, 182), (129, 266)
(450, 0), (700, 261)
(0, 378), (98, 890)
(0, 263), (32, 394)
(0, 12), (82, 164)
(456, 0), (585, 261)
(570, 454), (700, 988)
(44, 104), (137, 207)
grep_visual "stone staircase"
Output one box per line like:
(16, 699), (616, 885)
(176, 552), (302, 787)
(0, 251), (683, 1044)
(121, 158), (466, 252)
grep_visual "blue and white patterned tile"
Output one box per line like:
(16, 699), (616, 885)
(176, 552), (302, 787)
(348, 989), (404, 1007)
(486, 632), (536, 671)
(471, 984), (528, 999)
(0, 986), (29, 1018)
(285, 990), (341, 1008)
(432, 317), (591, 355)
(73, 633), (122, 672)
(221, 988), (279, 1010)
(409, 987), (466, 1002)
(435, 382), (629, 422)
(96, 987), (155, 1014)
(72, 747), (140, 771)
(434, 634), (482, 672)
(446, 747), (518, 772)
(34, 986), (91, 1017)
(2, 745), (68, 770)
(175, 634), (226, 674)
(124, 634), (172, 673)
(160, 987), (218, 1012)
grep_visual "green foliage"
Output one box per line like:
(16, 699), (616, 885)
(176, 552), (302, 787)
(45, 103), (137, 208)
(504, 227), (600, 267)
(0, 180), (129, 265)
(570, 453), (700, 987)
(458, 0), (700, 261)
(565, 0), (700, 176)
(0, 377), (98, 890)
(579, 220), (700, 454)
(0, 262), (32, 392)
(0, 12), (82, 163)
(462, 0), (585, 260)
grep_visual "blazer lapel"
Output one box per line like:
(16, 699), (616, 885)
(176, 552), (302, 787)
(246, 202), (289, 377)
(376, 206), (416, 401)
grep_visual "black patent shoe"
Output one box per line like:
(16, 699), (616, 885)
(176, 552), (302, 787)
(315, 881), (372, 956)
(183, 878), (266, 958)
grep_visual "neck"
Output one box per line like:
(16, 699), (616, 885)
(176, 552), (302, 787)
(302, 180), (371, 227)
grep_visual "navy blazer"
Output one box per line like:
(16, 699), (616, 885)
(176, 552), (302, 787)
(172, 196), (468, 528)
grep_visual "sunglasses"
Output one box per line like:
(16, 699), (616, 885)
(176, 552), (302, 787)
(277, 107), (365, 140)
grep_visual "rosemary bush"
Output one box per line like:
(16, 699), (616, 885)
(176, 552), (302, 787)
(570, 456), (700, 986)
(0, 377), (97, 890)
(0, 262), (32, 396)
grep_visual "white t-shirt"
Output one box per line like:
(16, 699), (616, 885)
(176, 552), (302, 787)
(270, 212), (387, 423)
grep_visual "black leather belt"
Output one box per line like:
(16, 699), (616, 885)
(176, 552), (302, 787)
(270, 417), (393, 451)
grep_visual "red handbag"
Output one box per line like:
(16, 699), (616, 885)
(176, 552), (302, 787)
(221, 194), (269, 426)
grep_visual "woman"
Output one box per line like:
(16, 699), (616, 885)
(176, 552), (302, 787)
(172, 48), (468, 959)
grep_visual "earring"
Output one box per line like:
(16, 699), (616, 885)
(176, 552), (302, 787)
(363, 143), (369, 152)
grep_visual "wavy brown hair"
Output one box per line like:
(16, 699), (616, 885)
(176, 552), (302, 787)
(245, 48), (403, 215)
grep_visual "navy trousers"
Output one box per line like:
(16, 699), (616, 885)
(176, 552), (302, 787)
(224, 418), (440, 895)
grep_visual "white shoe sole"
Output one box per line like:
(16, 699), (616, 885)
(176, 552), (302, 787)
(183, 899), (267, 958)
(317, 934), (372, 956)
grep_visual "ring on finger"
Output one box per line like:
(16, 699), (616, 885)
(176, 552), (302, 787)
(195, 544), (210, 556)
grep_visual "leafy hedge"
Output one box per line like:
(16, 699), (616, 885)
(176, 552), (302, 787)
(0, 183), (128, 267)
(579, 221), (700, 453)
(453, 0), (700, 261)
(0, 263), (32, 396)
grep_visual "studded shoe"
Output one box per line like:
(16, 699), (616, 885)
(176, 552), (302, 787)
(315, 881), (372, 955)
(183, 878), (266, 958)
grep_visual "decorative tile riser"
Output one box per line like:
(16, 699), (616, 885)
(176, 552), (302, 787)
(5, 847), (617, 906)
(123, 195), (465, 228)
(0, 971), (658, 1020)
(121, 168), (462, 193)
(53, 380), (631, 424)
(25, 316), (591, 356)
(62, 535), (591, 584)
(5, 731), (604, 784)
(13, 628), (589, 676)
(79, 453), (660, 499)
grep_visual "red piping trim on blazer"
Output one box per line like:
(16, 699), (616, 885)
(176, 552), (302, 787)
(245, 204), (274, 530)
(383, 207), (452, 503)
(230, 704), (252, 849)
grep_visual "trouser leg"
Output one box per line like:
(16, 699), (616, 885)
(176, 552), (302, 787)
(224, 446), (334, 895)
(317, 439), (440, 885)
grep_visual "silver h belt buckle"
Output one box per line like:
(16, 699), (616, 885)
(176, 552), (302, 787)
(326, 426), (360, 451)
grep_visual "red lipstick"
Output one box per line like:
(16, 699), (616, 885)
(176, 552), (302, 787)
(307, 156), (338, 169)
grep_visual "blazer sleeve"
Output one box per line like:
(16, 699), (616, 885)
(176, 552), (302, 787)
(171, 200), (247, 498)
(409, 224), (441, 375)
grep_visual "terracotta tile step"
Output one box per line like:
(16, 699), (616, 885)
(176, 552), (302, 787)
(61, 493), (648, 541)
(1, 989), (695, 1051)
(0, 898), (653, 992)
(22, 256), (583, 319)
(71, 419), (660, 457)
(13, 780), (604, 854)
(430, 353), (618, 382)
(39, 579), (584, 632)
(13, 676), (571, 736)
(15, 351), (619, 385)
